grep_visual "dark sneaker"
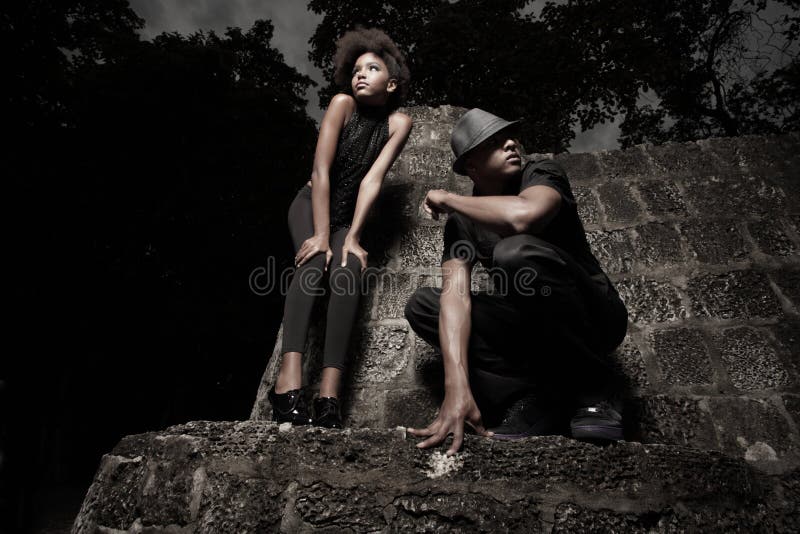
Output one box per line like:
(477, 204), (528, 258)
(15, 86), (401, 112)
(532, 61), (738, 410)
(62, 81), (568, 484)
(488, 393), (557, 440)
(570, 402), (623, 441)
(268, 386), (312, 425)
(313, 396), (343, 429)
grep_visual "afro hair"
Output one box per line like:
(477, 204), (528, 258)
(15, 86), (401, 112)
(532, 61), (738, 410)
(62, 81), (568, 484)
(333, 26), (410, 110)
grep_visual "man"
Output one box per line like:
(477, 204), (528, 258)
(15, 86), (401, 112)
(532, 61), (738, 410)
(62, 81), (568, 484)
(403, 108), (628, 455)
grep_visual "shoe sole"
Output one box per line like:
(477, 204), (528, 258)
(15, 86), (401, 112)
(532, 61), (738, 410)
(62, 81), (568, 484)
(571, 424), (623, 441)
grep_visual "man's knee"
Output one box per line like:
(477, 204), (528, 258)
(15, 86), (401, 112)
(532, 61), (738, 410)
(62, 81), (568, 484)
(492, 234), (558, 272)
(404, 286), (439, 326)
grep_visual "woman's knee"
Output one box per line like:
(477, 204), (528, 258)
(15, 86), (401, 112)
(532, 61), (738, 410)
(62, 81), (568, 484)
(328, 255), (362, 295)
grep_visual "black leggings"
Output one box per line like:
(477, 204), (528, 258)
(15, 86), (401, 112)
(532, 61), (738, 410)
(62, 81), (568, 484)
(280, 184), (363, 370)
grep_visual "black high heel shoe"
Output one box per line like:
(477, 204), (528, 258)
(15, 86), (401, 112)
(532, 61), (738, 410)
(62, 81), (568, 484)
(313, 396), (343, 429)
(268, 386), (312, 425)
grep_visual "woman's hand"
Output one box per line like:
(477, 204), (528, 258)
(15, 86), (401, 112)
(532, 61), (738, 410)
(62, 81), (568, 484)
(423, 189), (454, 220)
(295, 234), (332, 271)
(341, 234), (368, 271)
(407, 383), (492, 455)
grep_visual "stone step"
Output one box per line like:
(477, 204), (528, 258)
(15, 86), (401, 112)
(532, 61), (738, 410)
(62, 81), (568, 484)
(73, 421), (799, 532)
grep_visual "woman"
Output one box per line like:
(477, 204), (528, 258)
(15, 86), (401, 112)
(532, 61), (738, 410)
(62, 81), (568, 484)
(268, 27), (412, 428)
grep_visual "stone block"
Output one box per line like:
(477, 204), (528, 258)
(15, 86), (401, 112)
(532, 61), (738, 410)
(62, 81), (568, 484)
(405, 120), (453, 152)
(553, 152), (600, 183)
(616, 277), (687, 323)
(631, 222), (685, 267)
(374, 272), (418, 320)
(399, 146), (454, 184)
(646, 140), (725, 178)
(609, 340), (650, 390)
(597, 181), (643, 224)
(650, 328), (713, 386)
(552, 503), (675, 533)
(398, 225), (444, 269)
(586, 229), (635, 274)
(391, 494), (541, 532)
(688, 270), (783, 320)
(637, 180), (688, 217)
(749, 220), (797, 256)
(631, 395), (717, 449)
(598, 146), (653, 179)
(573, 186), (600, 226)
(400, 104), (465, 124)
(385, 388), (440, 429)
(770, 319), (800, 382)
(782, 395), (800, 427)
(772, 270), (800, 310)
(340, 388), (386, 428)
(708, 397), (797, 461)
(350, 325), (409, 385)
(712, 327), (789, 391)
(682, 174), (786, 219)
(680, 219), (748, 264)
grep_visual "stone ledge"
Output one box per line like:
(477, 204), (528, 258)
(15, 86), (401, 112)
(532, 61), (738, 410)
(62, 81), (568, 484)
(73, 421), (798, 533)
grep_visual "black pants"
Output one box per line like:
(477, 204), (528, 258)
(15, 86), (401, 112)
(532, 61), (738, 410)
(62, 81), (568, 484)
(404, 233), (628, 418)
(280, 184), (362, 370)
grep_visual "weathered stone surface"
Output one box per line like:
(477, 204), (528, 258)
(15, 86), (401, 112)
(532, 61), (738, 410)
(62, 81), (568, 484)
(609, 341), (650, 390)
(680, 219), (748, 264)
(351, 325), (409, 384)
(74, 422), (788, 533)
(631, 395), (717, 450)
(374, 272), (418, 319)
(586, 229), (635, 273)
(405, 120), (453, 152)
(772, 270), (800, 311)
(682, 173), (786, 219)
(750, 220), (797, 256)
(573, 185), (600, 226)
(598, 146), (653, 179)
(597, 181), (643, 223)
(783, 395), (800, 426)
(398, 224), (444, 269)
(709, 397), (798, 462)
(637, 180), (688, 217)
(631, 222), (685, 267)
(554, 152), (600, 183)
(688, 270), (783, 320)
(651, 328), (713, 385)
(712, 327), (789, 391)
(646, 140), (726, 178)
(385, 388), (439, 429)
(341, 388), (386, 428)
(401, 146), (454, 184)
(616, 277), (687, 323)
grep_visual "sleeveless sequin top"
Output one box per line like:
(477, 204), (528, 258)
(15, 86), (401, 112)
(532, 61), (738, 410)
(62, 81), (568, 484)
(327, 105), (390, 231)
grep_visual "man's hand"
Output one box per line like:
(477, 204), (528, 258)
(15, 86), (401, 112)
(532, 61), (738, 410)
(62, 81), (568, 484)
(407, 381), (492, 455)
(422, 189), (455, 220)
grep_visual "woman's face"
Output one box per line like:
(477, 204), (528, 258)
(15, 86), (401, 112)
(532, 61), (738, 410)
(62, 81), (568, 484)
(351, 52), (396, 106)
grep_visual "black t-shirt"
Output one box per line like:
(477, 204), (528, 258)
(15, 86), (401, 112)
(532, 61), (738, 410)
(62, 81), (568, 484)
(441, 159), (606, 281)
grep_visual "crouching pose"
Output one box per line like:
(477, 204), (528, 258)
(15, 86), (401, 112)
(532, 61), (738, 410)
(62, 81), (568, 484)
(404, 108), (627, 453)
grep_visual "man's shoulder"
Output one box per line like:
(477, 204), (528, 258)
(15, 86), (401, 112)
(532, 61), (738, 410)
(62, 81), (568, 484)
(523, 157), (567, 178)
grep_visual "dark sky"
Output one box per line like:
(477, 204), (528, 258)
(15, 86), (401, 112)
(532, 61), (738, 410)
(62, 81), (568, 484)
(126, 0), (619, 151)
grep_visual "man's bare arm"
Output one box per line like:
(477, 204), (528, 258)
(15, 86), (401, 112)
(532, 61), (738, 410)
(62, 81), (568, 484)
(432, 186), (561, 235)
(407, 257), (491, 454)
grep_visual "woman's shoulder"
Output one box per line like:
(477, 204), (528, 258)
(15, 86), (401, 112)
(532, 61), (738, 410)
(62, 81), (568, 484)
(327, 93), (357, 117)
(388, 110), (413, 135)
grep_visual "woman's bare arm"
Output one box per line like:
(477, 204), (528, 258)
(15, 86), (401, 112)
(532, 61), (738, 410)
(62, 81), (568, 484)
(295, 94), (355, 268)
(347, 112), (413, 241)
(339, 112), (412, 271)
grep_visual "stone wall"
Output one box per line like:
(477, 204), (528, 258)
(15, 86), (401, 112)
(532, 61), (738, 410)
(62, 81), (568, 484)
(252, 106), (800, 472)
(74, 107), (800, 532)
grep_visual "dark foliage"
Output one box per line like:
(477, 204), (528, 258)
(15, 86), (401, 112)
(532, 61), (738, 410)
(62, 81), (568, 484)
(4, 2), (317, 530)
(309, 0), (799, 151)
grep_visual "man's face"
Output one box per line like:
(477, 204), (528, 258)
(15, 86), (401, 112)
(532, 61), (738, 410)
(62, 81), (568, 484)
(465, 129), (523, 185)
